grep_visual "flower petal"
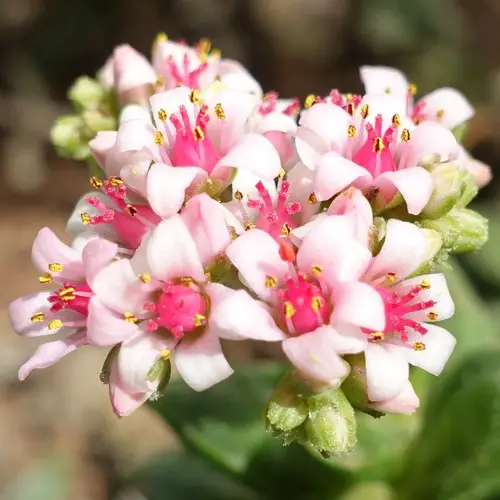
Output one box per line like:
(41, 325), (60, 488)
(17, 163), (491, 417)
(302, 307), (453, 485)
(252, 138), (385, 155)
(174, 328), (233, 391)
(331, 282), (386, 331)
(286, 161), (319, 225)
(207, 283), (285, 341)
(231, 168), (277, 202)
(365, 219), (427, 283)
(147, 215), (205, 282)
(18, 331), (87, 381)
(295, 126), (329, 170)
(218, 59), (263, 95)
(150, 87), (194, 133)
(282, 326), (350, 385)
(225, 229), (288, 302)
(360, 66), (409, 95)
(89, 131), (118, 171)
(419, 87), (474, 130)
(112, 44), (157, 94)
(365, 343), (409, 401)
(377, 167), (433, 215)
(146, 163), (201, 218)
(368, 380), (419, 415)
(314, 151), (370, 202)
(82, 238), (118, 287)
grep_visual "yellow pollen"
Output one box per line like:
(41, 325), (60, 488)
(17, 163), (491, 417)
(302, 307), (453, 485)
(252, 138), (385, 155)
(193, 126), (205, 140)
(385, 86), (392, 94)
(48, 319), (63, 330)
(160, 349), (171, 360)
(109, 177), (123, 186)
(372, 137), (385, 153)
(180, 276), (195, 287)
(304, 94), (317, 109)
(284, 301), (296, 319)
(157, 108), (167, 121)
(371, 331), (385, 341)
(345, 93), (353, 102)
(215, 103), (225, 120)
(81, 213), (91, 225)
(408, 83), (417, 96)
(436, 109), (445, 121)
(194, 314), (207, 327)
(90, 176), (104, 188)
(123, 312), (138, 324)
(125, 204), (137, 217)
(139, 273), (151, 284)
(211, 48), (221, 58)
(413, 341), (426, 351)
(311, 264), (323, 277)
(401, 129), (411, 142)
(245, 223), (256, 231)
(427, 311), (439, 321)
(38, 273), (53, 284)
(154, 131), (164, 145)
(228, 226), (238, 240)
(420, 279), (431, 290)
(387, 272), (397, 282)
(155, 32), (168, 44)
(360, 104), (369, 119)
(234, 190), (243, 201)
(279, 168), (286, 179)
(198, 38), (211, 53)
(155, 75), (165, 89)
(48, 263), (63, 273)
(265, 275), (277, 288)
(31, 312), (45, 323)
(347, 124), (357, 138)
(308, 192), (318, 204)
(281, 223), (291, 237)
(311, 296), (323, 313)
(190, 89), (200, 103)
(59, 287), (75, 301)
(392, 113), (401, 126)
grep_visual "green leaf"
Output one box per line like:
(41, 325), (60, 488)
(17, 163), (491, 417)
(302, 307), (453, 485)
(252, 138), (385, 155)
(394, 348), (500, 500)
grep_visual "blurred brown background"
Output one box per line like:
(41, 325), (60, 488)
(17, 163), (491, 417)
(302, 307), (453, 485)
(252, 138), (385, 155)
(1, 0), (500, 498)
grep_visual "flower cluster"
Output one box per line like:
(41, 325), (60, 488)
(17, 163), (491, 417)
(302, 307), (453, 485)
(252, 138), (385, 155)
(11, 35), (489, 456)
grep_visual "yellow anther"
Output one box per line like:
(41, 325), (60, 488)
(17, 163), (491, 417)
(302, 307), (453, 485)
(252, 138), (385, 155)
(384, 86), (392, 94)
(139, 273), (151, 284)
(160, 349), (171, 360)
(392, 113), (401, 127)
(304, 94), (317, 109)
(228, 226), (238, 240)
(59, 287), (75, 301)
(372, 137), (385, 153)
(420, 279), (431, 290)
(194, 314), (207, 327)
(427, 311), (439, 321)
(215, 103), (225, 120)
(345, 93), (353, 102)
(348, 124), (357, 138)
(31, 312), (45, 323)
(311, 296), (323, 313)
(157, 108), (167, 121)
(284, 301), (296, 318)
(90, 176), (104, 188)
(154, 131), (164, 145)
(265, 275), (277, 288)
(48, 263), (63, 273)
(38, 273), (53, 284)
(180, 276), (195, 287)
(190, 89), (200, 103)
(281, 223), (291, 237)
(123, 312), (138, 324)
(387, 272), (397, 282)
(234, 190), (243, 201)
(211, 48), (221, 58)
(155, 75), (165, 89)
(413, 341), (426, 351)
(245, 223), (256, 231)
(371, 331), (385, 341)
(311, 264), (323, 277)
(198, 38), (211, 54)
(155, 32), (168, 44)
(408, 83), (417, 96)
(193, 126), (205, 140)
(125, 204), (137, 217)
(360, 104), (369, 119)
(109, 177), (123, 186)
(401, 129), (411, 142)
(48, 319), (63, 330)
(436, 109), (445, 121)
(81, 213), (91, 225)
(279, 168), (286, 179)
(308, 192), (318, 204)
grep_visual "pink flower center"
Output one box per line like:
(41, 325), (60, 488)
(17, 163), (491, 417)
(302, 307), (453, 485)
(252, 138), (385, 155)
(329, 89), (363, 115)
(48, 283), (93, 316)
(247, 181), (301, 242)
(365, 280), (437, 344)
(259, 92), (300, 116)
(81, 177), (158, 250)
(165, 53), (209, 89)
(146, 278), (208, 338)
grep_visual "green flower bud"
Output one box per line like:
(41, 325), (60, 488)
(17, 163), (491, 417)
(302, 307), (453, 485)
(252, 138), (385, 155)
(419, 208), (488, 254)
(421, 162), (463, 219)
(148, 357), (172, 401)
(369, 217), (387, 255)
(456, 172), (478, 209)
(410, 228), (443, 276)
(68, 76), (107, 111)
(99, 345), (120, 384)
(81, 110), (116, 134)
(304, 388), (357, 458)
(50, 114), (89, 160)
(452, 122), (468, 143)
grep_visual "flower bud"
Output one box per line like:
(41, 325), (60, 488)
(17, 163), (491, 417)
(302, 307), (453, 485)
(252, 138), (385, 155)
(421, 162), (463, 219)
(68, 76), (106, 111)
(456, 171), (478, 208)
(465, 157), (492, 189)
(452, 122), (468, 143)
(410, 228), (443, 276)
(304, 388), (357, 457)
(419, 208), (488, 254)
(50, 114), (89, 160)
(81, 110), (116, 134)
(147, 357), (172, 401)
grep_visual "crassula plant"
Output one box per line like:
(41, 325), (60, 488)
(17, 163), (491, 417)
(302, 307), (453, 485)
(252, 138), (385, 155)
(10, 35), (490, 458)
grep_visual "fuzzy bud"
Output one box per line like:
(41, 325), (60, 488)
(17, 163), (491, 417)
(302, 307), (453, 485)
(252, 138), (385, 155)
(68, 76), (107, 112)
(81, 110), (116, 134)
(50, 114), (89, 160)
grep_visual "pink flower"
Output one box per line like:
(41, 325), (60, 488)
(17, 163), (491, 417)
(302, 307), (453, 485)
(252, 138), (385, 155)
(8, 228), (118, 380)
(88, 209), (282, 416)
(297, 94), (460, 215)
(368, 381), (420, 415)
(106, 86), (282, 219)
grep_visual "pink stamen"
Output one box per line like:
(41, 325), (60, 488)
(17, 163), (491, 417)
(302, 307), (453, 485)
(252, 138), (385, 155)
(48, 283), (93, 316)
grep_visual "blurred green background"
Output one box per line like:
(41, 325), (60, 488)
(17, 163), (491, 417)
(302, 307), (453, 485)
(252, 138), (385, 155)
(1, 0), (500, 498)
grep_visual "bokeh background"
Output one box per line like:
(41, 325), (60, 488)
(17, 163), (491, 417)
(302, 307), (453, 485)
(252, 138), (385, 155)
(1, 0), (500, 498)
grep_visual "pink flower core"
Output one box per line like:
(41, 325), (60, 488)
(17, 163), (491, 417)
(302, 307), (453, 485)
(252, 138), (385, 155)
(165, 53), (208, 89)
(365, 279), (437, 343)
(146, 278), (208, 339)
(247, 181), (301, 242)
(259, 92), (300, 117)
(329, 89), (363, 115)
(48, 283), (93, 316)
